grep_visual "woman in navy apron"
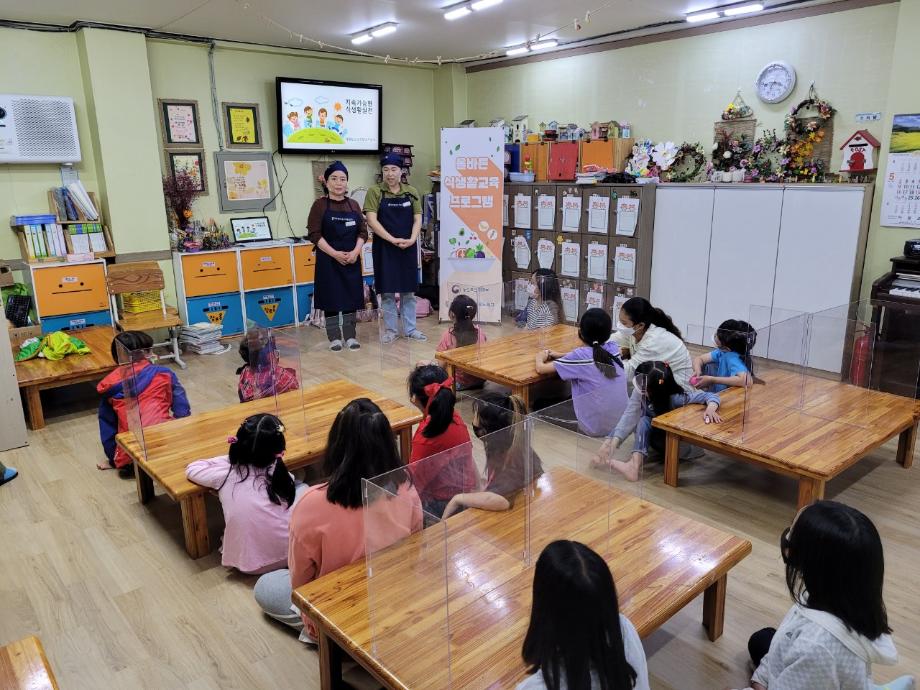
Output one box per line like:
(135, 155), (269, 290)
(364, 153), (425, 344)
(306, 161), (366, 351)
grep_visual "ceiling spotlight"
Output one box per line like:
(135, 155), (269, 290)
(471, 0), (503, 9)
(723, 2), (764, 15)
(351, 33), (373, 45)
(531, 40), (558, 50)
(371, 22), (398, 37)
(506, 46), (529, 56)
(686, 10), (720, 22)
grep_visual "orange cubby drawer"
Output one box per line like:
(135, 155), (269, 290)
(293, 243), (317, 284)
(240, 247), (293, 290)
(182, 251), (240, 298)
(33, 263), (109, 317)
(580, 140), (615, 171)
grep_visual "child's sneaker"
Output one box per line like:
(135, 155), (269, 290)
(329, 339), (343, 352)
(406, 330), (428, 341)
(381, 331), (398, 344)
(346, 338), (361, 350)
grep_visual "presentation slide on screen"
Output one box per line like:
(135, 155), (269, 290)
(278, 81), (380, 152)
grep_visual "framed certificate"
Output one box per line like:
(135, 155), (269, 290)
(223, 101), (262, 149)
(159, 99), (202, 147)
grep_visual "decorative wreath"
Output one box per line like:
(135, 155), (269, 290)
(784, 90), (835, 138)
(668, 143), (707, 183)
(748, 130), (785, 182)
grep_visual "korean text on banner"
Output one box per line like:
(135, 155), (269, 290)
(439, 128), (505, 322)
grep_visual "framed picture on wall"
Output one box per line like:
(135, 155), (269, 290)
(167, 150), (208, 195)
(214, 150), (276, 212)
(159, 98), (202, 147)
(222, 101), (263, 149)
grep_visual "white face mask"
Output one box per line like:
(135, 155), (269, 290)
(617, 322), (635, 336)
(527, 283), (537, 297)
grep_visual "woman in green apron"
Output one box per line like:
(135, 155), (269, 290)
(306, 161), (367, 351)
(364, 153), (425, 344)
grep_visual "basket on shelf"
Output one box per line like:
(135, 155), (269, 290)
(121, 290), (161, 314)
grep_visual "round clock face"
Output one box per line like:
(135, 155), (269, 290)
(756, 61), (796, 104)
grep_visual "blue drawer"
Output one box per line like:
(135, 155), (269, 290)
(186, 292), (244, 335)
(244, 287), (295, 328)
(41, 309), (111, 333)
(296, 284), (315, 323)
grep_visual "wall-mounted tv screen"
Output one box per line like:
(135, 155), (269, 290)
(276, 77), (382, 155)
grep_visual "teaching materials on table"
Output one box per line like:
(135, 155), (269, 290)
(614, 245), (636, 285)
(561, 195), (582, 232)
(230, 215), (273, 244)
(560, 240), (580, 277)
(588, 194), (610, 234)
(536, 194), (555, 230)
(615, 196), (640, 236)
(514, 193), (532, 229)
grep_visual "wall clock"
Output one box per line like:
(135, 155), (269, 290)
(756, 61), (796, 104)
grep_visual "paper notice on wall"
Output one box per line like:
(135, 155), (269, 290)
(614, 245), (636, 285)
(561, 286), (578, 322)
(585, 289), (604, 310)
(513, 235), (531, 269)
(588, 195), (610, 234)
(615, 197), (640, 236)
(612, 292), (630, 318)
(537, 238), (555, 269)
(514, 278), (529, 310)
(561, 195), (581, 232)
(537, 194), (556, 230)
(514, 194), (532, 229)
(503, 194), (509, 226)
(560, 241), (581, 277)
(586, 242), (608, 280)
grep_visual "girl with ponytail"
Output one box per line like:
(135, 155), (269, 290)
(534, 307), (629, 437)
(186, 413), (298, 574)
(612, 297), (694, 392)
(406, 365), (479, 517)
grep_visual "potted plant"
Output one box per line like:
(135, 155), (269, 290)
(162, 170), (202, 241)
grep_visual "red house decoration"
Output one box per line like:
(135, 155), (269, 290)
(840, 130), (881, 172)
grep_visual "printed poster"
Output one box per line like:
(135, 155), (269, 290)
(614, 245), (637, 285)
(223, 160), (271, 201)
(881, 114), (920, 228)
(560, 241), (581, 277)
(588, 195), (610, 234)
(561, 195), (582, 232)
(587, 242), (608, 280)
(537, 195), (555, 230)
(615, 197), (640, 236)
(439, 127), (504, 322)
(536, 238), (555, 269)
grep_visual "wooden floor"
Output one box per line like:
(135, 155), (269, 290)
(0, 318), (917, 689)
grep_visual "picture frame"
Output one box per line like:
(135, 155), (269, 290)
(222, 101), (263, 149)
(214, 150), (276, 212)
(159, 98), (202, 147)
(167, 150), (208, 195)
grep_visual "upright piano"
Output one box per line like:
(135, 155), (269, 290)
(870, 254), (920, 398)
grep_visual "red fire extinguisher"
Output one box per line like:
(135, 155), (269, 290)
(850, 327), (871, 386)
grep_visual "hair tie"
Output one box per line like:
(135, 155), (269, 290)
(423, 377), (455, 399)
(592, 340), (599, 346)
(227, 435), (238, 444)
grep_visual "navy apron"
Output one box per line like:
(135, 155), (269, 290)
(313, 198), (364, 312)
(373, 190), (418, 294)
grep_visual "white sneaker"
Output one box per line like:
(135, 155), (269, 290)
(346, 338), (361, 350)
(381, 331), (398, 344)
(406, 330), (428, 341)
(329, 339), (343, 352)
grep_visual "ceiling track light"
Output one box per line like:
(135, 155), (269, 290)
(686, 1), (764, 22)
(531, 40), (558, 50)
(444, 0), (503, 20)
(506, 45), (529, 56)
(350, 21), (398, 44)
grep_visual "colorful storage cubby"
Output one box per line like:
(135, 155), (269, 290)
(296, 284), (315, 322)
(186, 292), (244, 335)
(239, 247), (293, 291)
(244, 287), (295, 328)
(40, 310), (112, 333)
(180, 251), (239, 297)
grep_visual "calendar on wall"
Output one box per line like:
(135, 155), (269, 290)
(881, 114), (920, 228)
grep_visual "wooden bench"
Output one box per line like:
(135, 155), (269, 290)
(0, 636), (59, 690)
(14, 325), (117, 430)
(116, 379), (422, 558)
(435, 324), (582, 408)
(294, 467), (752, 689)
(653, 369), (920, 509)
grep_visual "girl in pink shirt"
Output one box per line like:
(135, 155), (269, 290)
(254, 398), (422, 642)
(186, 413), (297, 574)
(435, 295), (487, 389)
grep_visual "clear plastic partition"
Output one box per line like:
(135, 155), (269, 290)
(115, 339), (152, 466)
(503, 277), (530, 327)
(865, 297), (920, 399)
(447, 282), (502, 368)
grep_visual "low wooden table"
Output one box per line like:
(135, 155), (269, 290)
(653, 370), (920, 509)
(0, 636), (59, 690)
(116, 379), (422, 558)
(14, 325), (117, 430)
(294, 467), (752, 690)
(435, 324), (582, 408)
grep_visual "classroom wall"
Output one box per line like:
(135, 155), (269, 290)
(465, 2), (902, 296)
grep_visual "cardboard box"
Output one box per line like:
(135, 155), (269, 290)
(555, 185), (584, 234)
(559, 277), (581, 324)
(557, 235), (583, 279)
(533, 231), (557, 272)
(531, 183), (558, 231)
(8, 323), (42, 348)
(508, 227), (536, 272)
(582, 236), (612, 283)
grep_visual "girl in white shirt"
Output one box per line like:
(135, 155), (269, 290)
(610, 297), (693, 390)
(739, 500), (902, 690)
(517, 540), (649, 690)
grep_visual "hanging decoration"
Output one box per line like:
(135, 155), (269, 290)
(721, 91), (754, 121)
(783, 84), (835, 179)
(748, 130), (785, 182)
(668, 143), (707, 183)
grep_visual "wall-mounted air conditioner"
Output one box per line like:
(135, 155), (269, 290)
(0, 94), (82, 164)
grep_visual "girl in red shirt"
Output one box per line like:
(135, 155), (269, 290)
(406, 364), (479, 517)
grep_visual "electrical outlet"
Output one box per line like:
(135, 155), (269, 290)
(855, 112), (881, 122)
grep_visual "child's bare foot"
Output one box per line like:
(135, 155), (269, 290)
(608, 453), (642, 482)
(96, 461), (115, 470)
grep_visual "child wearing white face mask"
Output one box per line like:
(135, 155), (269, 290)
(518, 269), (564, 330)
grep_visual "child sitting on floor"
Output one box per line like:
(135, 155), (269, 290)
(237, 332), (300, 403)
(406, 364), (479, 517)
(596, 360), (721, 482)
(186, 413), (299, 574)
(518, 269), (565, 330)
(435, 295), (487, 390)
(97, 331), (190, 477)
(691, 319), (756, 392)
(442, 391), (544, 518)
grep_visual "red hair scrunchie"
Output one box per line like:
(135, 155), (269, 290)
(423, 377), (454, 399)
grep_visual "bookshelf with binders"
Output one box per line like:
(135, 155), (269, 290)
(46, 187), (115, 259)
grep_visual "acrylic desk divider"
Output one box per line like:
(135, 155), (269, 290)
(863, 296), (920, 399)
(116, 340), (151, 467)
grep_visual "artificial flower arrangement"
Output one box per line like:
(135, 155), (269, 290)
(668, 143), (708, 182)
(721, 93), (753, 121)
(625, 139), (657, 178)
(711, 130), (752, 172)
(782, 87), (835, 179)
(748, 130), (786, 182)
(162, 170), (201, 231)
